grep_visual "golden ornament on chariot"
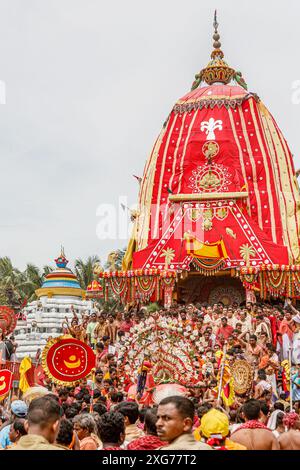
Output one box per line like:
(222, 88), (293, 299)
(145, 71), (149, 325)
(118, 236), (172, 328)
(231, 359), (253, 395)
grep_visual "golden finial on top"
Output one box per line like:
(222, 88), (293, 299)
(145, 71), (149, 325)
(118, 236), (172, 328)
(191, 11), (248, 90)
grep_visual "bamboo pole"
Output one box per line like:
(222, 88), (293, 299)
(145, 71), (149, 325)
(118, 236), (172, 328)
(89, 368), (96, 413)
(217, 341), (227, 406)
(289, 347), (293, 412)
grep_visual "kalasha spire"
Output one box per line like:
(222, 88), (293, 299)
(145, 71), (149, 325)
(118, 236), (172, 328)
(212, 10), (222, 55)
(191, 11), (247, 90)
(55, 246), (69, 268)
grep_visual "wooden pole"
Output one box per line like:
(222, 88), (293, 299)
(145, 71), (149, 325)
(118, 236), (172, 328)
(4, 389), (12, 412)
(89, 368), (96, 413)
(289, 347), (293, 412)
(217, 341), (227, 406)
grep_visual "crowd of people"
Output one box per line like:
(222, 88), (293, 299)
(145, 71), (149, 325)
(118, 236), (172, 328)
(1, 298), (300, 450)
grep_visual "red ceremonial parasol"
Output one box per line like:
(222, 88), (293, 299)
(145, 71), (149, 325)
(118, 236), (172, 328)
(0, 369), (13, 398)
(0, 306), (17, 334)
(42, 335), (96, 385)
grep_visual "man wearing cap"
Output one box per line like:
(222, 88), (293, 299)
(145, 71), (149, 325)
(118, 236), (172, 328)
(195, 408), (246, 450)
(0, 400), (28, 449)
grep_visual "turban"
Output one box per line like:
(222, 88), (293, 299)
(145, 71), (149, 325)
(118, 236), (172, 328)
(200, 409), (229, 438)
(283, 412), (299, 429)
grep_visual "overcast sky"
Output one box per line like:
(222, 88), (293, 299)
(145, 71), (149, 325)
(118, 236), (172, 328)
(0, 0), (299, 271)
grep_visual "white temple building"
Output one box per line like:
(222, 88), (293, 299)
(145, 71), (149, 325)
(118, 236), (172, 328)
(14, 250), (94, 359)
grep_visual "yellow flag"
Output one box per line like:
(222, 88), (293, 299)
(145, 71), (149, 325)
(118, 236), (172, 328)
(103, 371), (110, 380)
(19, 356), (32, 393)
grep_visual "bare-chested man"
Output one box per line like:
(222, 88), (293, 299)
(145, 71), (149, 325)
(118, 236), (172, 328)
(230, 399), (279, 450)
(279, 412), (300, 450)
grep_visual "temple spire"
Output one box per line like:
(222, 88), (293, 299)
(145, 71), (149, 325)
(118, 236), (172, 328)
(191, 11), (248, 90)
(55, 246), (69, 268)
(213, 10), (221, 51)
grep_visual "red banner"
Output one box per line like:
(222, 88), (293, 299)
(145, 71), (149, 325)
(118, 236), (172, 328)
(42, 336), (95, 385)
(0, 369), (13, 397)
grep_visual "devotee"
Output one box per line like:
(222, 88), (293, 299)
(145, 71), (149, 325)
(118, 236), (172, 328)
(156, 396), (212, 450)
(95, 342), (105, 368)
(86, 312), (98, 348)
(127, 408), (165, 450)
(233, 310), (251, 334)
(6, 419), (27, 448)
(257, 330), (269, 349)
(203, 380), (218, 403)
(114, 330), (126, 356)
(64, 316), (87, 343)
(104, 314), (119, 344)
(119, 314), (133, 333)
(267, 410), (285, 439)
(0, 400), (28, 449)
(216, 317), (234, 341)
(259, 401), (271, 424)
(291, 364), (300, 402)
(278, 310), (294, 360)
(109, 392), (124, 411)
(238, 333), (263, 367)
(55, 418), (79, 450)
(9, 396), (64, 450)
(278, 412), (300, 449)
(94, 369), (104, 392)
(0, 329), (7, 363)
(198, 408), (246, 450)
(92, 402), (107, 416)
(203, 306), (213, 325)
(73, 414), (98, 450)
(115, 401), (144, 444)
(98, 411), (125, 450)
(94, 315), (107, 342)
(254, 315), (272, 343)
(199, 329), (214, 350)
(254, 369), (272, 400)
(230, 399), (279, 450)
(115, 311), (123, 330)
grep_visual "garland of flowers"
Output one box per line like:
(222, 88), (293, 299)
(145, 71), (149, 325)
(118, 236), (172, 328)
(135, 276), (158, 301)
(240, 273), (257, 284)
(98, 270), (176, 304)
(160, 276), (176, 299)
(161, 276), (176, 286)
(291, 272), (300, 297)
(130, 345), (188, 379)
(117, 316), (201, 386)
(263, 271), (288, 298)
(109, 277), (128, 298)
(237, 266), (300, 299)
(265, 271), (287, 289)
(127, 327), (195, 373)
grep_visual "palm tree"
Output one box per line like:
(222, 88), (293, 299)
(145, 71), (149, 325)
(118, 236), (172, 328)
(22, 263), (53, 301)
(74, 256), (101, 289)
(0, 257), (25, 308)
(0, 258), (54, 306)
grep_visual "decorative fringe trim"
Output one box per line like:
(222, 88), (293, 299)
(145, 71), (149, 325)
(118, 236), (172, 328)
(191, 258), (226, 276)
(173, 93), (259, 114)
